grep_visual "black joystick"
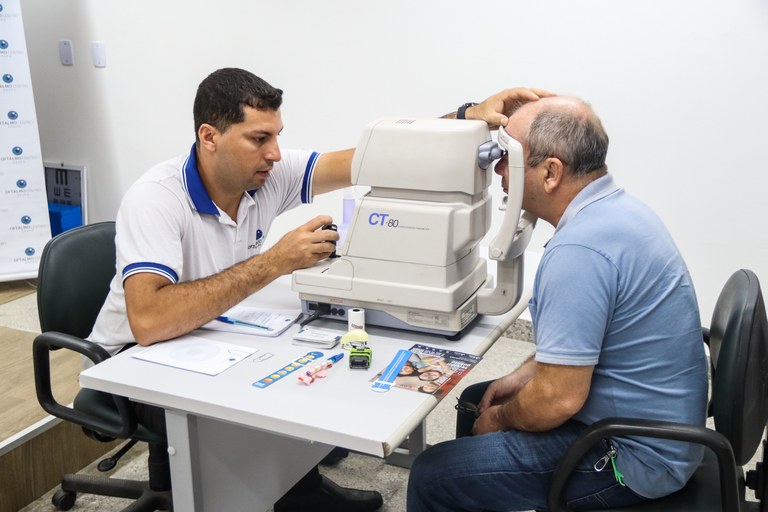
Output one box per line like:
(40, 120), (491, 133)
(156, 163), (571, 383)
(321, 224), (339, 258)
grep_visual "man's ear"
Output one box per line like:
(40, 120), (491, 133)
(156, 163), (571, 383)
(197, 124), (217, 152)
(543, 157), (565, 194)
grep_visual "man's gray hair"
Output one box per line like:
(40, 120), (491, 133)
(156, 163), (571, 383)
(526, 101), (609, 177)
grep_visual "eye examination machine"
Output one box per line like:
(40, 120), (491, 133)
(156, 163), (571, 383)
(291, 118), (536, 337)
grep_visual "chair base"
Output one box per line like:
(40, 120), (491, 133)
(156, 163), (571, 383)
(56, 473), (172, 511)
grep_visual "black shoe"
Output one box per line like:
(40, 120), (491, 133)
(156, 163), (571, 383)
(320, 447), (350, 466)
(273, 475), (383, 512)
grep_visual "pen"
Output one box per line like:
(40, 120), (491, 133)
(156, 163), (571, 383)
(325, 353), (344, 365)
(216, 316), (273, 331)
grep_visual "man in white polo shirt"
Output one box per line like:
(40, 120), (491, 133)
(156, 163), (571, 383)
(88, 67), (378, 512)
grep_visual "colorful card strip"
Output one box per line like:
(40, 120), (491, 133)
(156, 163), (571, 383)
(253, 351), (324, 388)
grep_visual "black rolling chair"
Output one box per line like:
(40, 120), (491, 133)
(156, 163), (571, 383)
(548, 269), (768, 512)
(32, 222), (173, 511)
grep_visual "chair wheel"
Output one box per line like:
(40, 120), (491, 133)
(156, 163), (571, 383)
(52, 489), (76, 510)
(98, 458), (117, 471)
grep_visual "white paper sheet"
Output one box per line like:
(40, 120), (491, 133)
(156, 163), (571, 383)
(131, 334), (258, 376)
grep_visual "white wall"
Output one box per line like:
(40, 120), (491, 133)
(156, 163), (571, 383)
(21, 0), (768, 321)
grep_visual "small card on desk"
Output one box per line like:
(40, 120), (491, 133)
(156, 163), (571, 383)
(291, 327), (341, 349)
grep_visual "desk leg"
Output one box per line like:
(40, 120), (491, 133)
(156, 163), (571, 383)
(385, 420), (428, 469)
(166, 409), (202, 511)
(166, 409), (333, 512)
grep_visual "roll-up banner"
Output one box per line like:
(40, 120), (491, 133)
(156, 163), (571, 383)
(0, 0), (52, 282)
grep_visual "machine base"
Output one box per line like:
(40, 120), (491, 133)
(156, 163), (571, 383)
(299, 296), (478, 339)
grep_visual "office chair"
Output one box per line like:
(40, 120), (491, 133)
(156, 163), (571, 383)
(548, 269), (768, 512)
(32, 222), (173, 511)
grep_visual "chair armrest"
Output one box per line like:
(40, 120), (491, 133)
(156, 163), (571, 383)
(32, 331), (138, 439)
(547, 417), (739, 512)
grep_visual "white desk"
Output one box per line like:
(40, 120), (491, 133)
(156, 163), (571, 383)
(79, 259), (537, 511)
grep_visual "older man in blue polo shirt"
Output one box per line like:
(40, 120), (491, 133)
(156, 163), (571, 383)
(407, 96), (708, 511)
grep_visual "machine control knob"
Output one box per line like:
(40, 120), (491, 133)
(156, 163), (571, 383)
(321, 224), (339, 258)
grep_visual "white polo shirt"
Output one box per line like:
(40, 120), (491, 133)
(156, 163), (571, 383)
(89, 143), (319, 355)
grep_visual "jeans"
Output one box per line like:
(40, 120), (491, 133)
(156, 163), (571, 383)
(407, 381), (647, 511)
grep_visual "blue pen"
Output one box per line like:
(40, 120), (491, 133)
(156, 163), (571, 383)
(326, 353), (345, 364)
(216, 316), (273, 331)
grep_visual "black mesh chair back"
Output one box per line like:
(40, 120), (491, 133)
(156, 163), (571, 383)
(37, 221), (116, 337)
(709, 269), (768, 466)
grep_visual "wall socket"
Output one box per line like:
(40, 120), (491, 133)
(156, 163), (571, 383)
(58, 39), (73, 66)
(91, 41), (106, 68)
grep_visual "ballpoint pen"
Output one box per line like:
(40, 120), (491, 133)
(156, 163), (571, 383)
(298, 353), (344, 385)
(216, 315), (273, 331)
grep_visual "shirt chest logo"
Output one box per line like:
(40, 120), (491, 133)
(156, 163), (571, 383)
(248, 229), (264, 251)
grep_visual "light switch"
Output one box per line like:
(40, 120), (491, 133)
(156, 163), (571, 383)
(91, 41), (106, 68)
(58, 39), (74, 66)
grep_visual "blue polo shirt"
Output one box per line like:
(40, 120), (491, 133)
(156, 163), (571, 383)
(529, 174), (708, 498)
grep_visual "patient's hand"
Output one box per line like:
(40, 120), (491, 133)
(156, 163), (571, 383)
(472, 405), (506, 435)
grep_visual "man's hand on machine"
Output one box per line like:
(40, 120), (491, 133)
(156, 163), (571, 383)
(266, 215), (340, 272)
(465, 88), (556, 130)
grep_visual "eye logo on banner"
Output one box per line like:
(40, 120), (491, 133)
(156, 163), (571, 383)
(16, 179), (26, 188)
(24, 247), (34, 256)
(2, 73), (12, 84)
(8, 110), (18, 120)
(20, 215), (30, 225)
(0, 40), (8, 50)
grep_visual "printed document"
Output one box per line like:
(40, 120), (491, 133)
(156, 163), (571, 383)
(201, 306), (301, 337)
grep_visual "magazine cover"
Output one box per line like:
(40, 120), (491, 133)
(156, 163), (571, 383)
(372, 344), (482, 399)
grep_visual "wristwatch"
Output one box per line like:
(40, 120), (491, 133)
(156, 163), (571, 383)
(457, 102), (478, 120)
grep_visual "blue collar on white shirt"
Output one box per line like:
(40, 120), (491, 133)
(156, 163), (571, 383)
(181, 143), (258, 216)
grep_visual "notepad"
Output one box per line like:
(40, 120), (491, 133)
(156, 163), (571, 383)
(201, 306), (300, 337)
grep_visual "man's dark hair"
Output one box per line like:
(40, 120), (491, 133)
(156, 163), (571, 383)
(193, 68), (283, 143)
(526, 101), (609, 177)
